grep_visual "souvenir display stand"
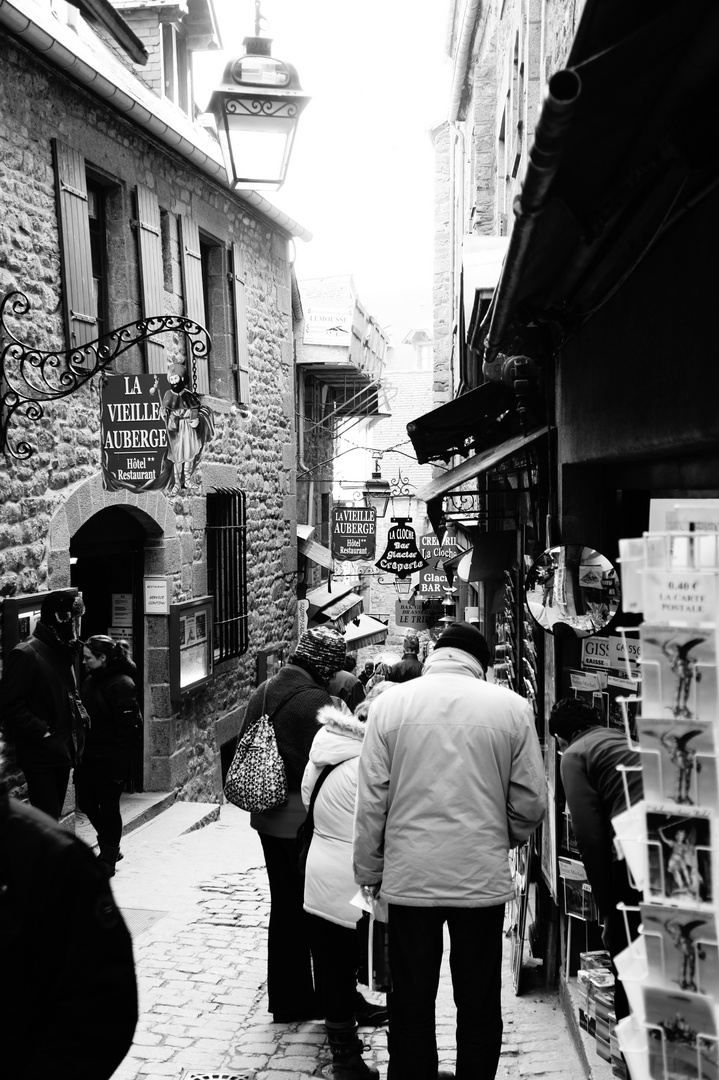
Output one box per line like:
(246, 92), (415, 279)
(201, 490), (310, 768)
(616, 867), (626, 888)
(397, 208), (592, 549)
(613, 529), (719, 1080)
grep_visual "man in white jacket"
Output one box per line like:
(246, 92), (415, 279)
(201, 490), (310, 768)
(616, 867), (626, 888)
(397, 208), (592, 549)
(353, 621), (546, 1080)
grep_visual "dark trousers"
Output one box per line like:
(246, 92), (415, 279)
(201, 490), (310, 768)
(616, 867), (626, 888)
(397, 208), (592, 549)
(387, 903), (505, 1080)
(602, 861), (643, 1021)
(75, 773), (124, 849)
(23, 766), (71, 821)
(308, 913), (359, 1024)
(258, 832), (318, 1017)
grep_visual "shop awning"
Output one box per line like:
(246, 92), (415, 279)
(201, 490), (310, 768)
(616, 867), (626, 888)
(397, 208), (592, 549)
(318, 591), (364, 627)
(407, 381), (517, 465)
(307, 580), (364, 629)
(343, 613), (389, 650)
(475, 0), (719, 368)
(297, 525), (334, 570)
(417, 428), (549, 536)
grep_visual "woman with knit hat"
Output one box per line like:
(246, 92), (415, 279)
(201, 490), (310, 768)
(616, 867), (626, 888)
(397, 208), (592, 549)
(238, 625), (347, 1022)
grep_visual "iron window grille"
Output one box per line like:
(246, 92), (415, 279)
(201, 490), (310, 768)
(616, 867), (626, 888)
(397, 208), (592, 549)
(206, 488), (249, 662)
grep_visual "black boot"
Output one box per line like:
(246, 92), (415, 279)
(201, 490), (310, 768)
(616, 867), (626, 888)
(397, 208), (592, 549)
(98, 844), (120, 877)
(355, 991), (388, 1026)
(325, 1021), (379, 1079)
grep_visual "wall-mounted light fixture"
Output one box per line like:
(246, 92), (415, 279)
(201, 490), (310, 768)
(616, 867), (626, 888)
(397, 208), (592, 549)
(208, 3), (310, 192)
(378, 574), (414, 598)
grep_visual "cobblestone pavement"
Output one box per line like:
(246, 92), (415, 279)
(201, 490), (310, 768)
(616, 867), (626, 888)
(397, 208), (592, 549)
(108, 804), (585, 1080)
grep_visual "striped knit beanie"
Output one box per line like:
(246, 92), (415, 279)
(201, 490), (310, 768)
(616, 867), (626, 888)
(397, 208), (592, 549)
(294, 626), (346, 680)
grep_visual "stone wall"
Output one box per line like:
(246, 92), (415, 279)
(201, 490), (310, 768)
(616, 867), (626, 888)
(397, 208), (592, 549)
(0, 37), (297, 804)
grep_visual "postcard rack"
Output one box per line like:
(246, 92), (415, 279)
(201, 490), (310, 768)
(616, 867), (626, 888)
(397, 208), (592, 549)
(613, 529), (719, 1080)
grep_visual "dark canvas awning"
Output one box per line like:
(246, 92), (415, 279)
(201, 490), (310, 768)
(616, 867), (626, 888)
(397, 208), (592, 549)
(407, 382), (517, 465)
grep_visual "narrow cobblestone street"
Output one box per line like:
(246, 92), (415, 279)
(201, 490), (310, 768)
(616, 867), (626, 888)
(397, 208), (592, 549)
(107, 803), (587, 1080)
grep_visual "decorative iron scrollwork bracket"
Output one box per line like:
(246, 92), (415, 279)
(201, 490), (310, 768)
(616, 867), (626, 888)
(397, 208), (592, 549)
(0, 291), (211, 460)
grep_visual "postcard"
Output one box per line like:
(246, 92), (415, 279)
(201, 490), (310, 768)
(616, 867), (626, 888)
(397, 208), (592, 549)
(640, 626), (718, 723)
(637, 717), (718, 814)
(643, 985), (718, 1080)
(646, 808), (714, 906)
(641, 904), (719, 998)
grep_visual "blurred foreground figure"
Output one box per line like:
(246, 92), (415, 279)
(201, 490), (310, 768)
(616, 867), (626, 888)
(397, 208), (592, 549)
(1, 781), (138, 1079)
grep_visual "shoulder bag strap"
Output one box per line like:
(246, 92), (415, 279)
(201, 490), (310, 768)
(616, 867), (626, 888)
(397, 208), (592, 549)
(304, 761), (340, 832)
(265, 683), (318, 725)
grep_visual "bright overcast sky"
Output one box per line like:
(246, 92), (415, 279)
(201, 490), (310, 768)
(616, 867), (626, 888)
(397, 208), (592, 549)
(195, 0), (452, 333)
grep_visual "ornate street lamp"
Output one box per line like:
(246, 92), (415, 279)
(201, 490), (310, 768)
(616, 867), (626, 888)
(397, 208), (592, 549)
(362, 461), (392, 518)
(208, 5), (310, 192)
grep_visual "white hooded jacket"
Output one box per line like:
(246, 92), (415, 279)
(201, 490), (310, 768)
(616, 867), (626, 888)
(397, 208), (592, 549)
(301, 704), (368, 928)
(353, 647), (547, 907)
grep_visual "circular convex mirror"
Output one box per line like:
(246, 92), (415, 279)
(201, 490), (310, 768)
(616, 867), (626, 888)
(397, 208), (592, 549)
(525, 545), (621, 638)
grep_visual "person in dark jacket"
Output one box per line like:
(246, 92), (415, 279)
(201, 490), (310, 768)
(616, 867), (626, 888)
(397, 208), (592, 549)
(239, 625), (347, 1022)
(0, 772), (138, 1080)
(549, 697), (644, 1019)
(358, 661), (374, 688)
(329, 655), (366, 712)
(387, 634), (424, 683)
(0, 590), (86, 819)
(75, 635), (141, 876)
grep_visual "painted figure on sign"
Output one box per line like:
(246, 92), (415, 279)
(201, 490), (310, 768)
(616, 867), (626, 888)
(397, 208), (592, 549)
(157, 362), (213, 492)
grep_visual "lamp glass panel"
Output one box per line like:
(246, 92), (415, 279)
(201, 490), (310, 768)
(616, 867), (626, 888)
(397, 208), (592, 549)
(227, 127), (291, 185)
(232, 56), (290, 87)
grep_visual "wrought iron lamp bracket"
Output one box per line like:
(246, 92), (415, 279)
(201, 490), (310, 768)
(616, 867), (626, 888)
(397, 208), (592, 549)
(0, 291), (211, 460)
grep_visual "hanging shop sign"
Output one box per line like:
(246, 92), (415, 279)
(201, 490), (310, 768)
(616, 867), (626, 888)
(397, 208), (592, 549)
(101, 371), (214, 494)
(375, 523), (427, 578)
(418, 533), (459, 597)
(331, 506), (376, 561)
(395, 599), (435, 629)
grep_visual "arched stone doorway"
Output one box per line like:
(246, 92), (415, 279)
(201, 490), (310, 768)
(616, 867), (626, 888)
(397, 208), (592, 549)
(48, 475), (180, 792)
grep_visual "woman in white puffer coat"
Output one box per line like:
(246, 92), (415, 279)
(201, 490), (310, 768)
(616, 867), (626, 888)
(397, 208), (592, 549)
(302, 685), (392, 1079)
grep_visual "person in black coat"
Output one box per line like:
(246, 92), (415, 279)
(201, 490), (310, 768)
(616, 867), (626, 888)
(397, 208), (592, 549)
(0, 776), (138, 1079)
(238, 625), (346, 1022)
(0, 590), (86, 819)
(75, 635), (141, 876)
(387, 634), (424, 683)
(549, 697), (644, 1019)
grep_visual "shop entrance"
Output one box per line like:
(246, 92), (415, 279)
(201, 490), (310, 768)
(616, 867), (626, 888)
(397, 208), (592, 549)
(70, 507), (147, 792)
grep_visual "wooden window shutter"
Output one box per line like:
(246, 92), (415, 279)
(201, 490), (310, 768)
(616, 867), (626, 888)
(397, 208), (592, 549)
(135, 185), (165, 374)
(53, 139), (96, 348)
(232, 242), (250, 405)
(180, 213), (209, 393)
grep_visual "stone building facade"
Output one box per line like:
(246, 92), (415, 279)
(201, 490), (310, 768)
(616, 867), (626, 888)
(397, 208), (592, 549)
(0, 0), (308, 810)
